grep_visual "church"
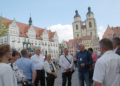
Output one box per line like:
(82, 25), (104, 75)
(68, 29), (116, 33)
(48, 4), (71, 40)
(73, 7), (98, 39)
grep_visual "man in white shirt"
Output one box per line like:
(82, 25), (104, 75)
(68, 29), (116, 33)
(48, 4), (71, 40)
(59, 48), (74, 86)
(31, 48), (45, 86)
(93, 38), (120, 86)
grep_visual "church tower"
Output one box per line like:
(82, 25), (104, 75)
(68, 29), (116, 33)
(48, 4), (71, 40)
(72, 10), (82, 39)
(85, 7), (97, 38)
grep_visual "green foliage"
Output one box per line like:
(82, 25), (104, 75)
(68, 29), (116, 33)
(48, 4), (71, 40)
(0, 18), (8, 37)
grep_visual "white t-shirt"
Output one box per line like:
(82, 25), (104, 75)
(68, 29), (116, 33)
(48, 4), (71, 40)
(93, 51), (120, 86)
(31, 54), (45, 70)
(0, 63), (17, 86)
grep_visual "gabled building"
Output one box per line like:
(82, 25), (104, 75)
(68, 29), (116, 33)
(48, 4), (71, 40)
(0, 16), (59, 59)
(103, 26), (120, 39)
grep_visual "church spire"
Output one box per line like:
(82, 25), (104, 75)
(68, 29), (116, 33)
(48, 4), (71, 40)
(74, 10), (80, 18)
(87, 7), (93, 15)
(29, 14), (32, 26)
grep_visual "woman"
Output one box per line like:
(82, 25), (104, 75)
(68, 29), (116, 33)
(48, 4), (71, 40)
(9, 50), (26, 86)
(44, 54), (57, 86)
(0, 44), (17, 86)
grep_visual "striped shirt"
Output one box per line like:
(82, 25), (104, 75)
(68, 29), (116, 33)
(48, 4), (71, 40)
(93, 50), (120, 86)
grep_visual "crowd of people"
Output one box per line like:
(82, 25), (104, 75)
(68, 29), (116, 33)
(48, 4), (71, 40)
(0, 37), (120, 86)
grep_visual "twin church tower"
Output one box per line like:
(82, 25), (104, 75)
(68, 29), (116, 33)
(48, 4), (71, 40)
(72, 7), (98, 39)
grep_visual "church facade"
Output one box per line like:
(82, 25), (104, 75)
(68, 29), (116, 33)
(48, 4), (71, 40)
(72, 7), (99, 52)
(72, 7), (98, 39)
(0, 16), (59, 59)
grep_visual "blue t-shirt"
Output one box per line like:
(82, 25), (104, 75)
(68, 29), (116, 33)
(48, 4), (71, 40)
(15, 57), (35, 80)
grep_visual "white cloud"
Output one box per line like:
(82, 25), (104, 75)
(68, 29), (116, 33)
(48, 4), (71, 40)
(47, 24), (73, 42)
(97, 26), (106, 39)
(47, 24), (106, 42)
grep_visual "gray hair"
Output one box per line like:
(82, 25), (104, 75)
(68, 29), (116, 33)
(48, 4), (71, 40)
(99, 38), (113, 50)
(113, 37), (120, 46)
(79, 43), (85, 47)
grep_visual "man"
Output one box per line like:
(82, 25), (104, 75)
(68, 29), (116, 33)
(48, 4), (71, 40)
(59, 48), (74, 86)
(113, 37), (120, 55)
(93, 38), (120, 86)
(75, 44), (93, 86)
(31, 48), (45, 86)
(15, 49), (36, 86)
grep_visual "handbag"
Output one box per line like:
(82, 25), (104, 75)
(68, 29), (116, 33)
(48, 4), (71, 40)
(65, 55), (75, 74)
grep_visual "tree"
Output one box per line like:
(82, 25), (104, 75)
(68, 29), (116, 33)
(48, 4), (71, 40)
(0, 18), (8, 37)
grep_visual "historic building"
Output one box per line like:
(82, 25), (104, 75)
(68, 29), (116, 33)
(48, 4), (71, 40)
(0, 16), (59, 59)
(103, 26), (120, 39)
(72, 7), (99, 52)
(72, 7), (98, 39)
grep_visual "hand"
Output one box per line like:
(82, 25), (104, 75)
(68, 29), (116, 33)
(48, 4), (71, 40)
(51, 72), (57, 77)
(81, 63), (85, 68)
(66, 68), (71, 72)
(74, 58), (78, 61)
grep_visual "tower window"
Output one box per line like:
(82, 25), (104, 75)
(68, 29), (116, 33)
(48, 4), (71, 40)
(89, 22), (92, 28)
(76, 25), (78, 30)
(90, 32), (92, 36)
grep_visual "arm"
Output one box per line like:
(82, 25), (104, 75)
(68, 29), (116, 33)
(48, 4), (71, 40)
(32, 70), (36, 83)
(69, 56), (74, 68)
(94, 81), (102, 86)
(93, 60), (105, 86)
(86, 51), (93, 66)
(31, 61), (36, 83)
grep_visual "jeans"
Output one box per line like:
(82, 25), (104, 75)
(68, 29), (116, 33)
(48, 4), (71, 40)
(78, 71), (90, 86)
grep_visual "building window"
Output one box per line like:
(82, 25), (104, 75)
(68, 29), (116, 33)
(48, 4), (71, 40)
(76, 25), (78, 30)
(90, 32), (92, 36)
(89, 22), (92, 28)
(77, 34), (79, 37)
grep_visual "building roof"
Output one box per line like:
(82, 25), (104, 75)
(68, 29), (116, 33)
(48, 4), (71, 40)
(2, 17), (56, 41)
(103, 26), (120, 39)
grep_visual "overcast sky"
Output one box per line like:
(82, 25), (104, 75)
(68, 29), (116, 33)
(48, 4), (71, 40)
(0, 0), (120, 42)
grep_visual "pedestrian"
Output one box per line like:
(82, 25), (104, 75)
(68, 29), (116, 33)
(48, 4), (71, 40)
(59, 48), (74, 86)
(113, 37), (120, 55)
(44, 54), (57, 86)
(0, 44), (17, 86)
(9, 50), (26, 86)
(31, 48), (45, 86)
(15, 49), (36, 86)
(75, 44), (93, 86)
(93, 38), (120, 86)
(88, 48), (98, 84)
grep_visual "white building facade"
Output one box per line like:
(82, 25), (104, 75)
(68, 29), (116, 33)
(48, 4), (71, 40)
(0, 17), (59, 59)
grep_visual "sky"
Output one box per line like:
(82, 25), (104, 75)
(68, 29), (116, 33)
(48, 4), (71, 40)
(0, 0), (120, 42)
